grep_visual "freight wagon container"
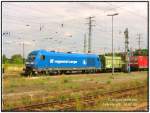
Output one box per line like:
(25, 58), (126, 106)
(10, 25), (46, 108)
(100, 55), (123, 71)
(130, 56), (148, 70)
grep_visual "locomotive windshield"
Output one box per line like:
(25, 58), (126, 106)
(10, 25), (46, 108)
(27, 53), (37, 61)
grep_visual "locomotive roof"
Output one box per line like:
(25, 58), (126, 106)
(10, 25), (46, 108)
(29, 49), (99, 58)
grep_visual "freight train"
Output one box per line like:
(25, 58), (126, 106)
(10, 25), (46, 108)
(23, 49), (148, 76)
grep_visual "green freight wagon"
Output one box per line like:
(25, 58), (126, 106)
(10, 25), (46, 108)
(100, 55), (124, 72)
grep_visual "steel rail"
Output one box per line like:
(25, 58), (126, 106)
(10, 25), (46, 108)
(3, 85), (146, 111)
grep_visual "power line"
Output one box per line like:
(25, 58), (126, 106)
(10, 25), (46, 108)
(3, 7), (87, 26)
(106, 3), (147, 19)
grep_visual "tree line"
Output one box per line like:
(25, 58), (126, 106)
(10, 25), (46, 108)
(3, 54), (25, 64)
(104, 49), (148, 56)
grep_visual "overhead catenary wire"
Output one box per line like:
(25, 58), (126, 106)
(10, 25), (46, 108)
(3, 3), (147, 56)
(106, 3), (147, 19)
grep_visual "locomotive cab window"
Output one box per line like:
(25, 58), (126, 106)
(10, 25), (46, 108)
(40, 55), (45, 61)
(27, 53), (37, 61)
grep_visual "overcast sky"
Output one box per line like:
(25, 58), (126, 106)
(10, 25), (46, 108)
(2, 2), (148, 58)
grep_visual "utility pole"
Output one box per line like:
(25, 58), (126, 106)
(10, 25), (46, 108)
(40, 24), (44, 31)
(124, 28), (130, 73)
(136, 33), (143, 50)
(84, 34), (87, 53)
(22, 42), (25, 64)
(136, 33), (143, 55)
(86, 16), (95, 53)
(130, 47), (134, 56)
(18, 37), (25, 65)
(104, 47), (107, 55)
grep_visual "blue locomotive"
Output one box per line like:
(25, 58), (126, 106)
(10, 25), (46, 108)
(24, 50), (102, 75)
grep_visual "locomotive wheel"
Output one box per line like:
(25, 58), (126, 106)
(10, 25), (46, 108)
(45, 71), (49, 75)
(24, 70), (32, 77)
(29, 71), (37, 77)
(57, 70), (62, 75)
(59, 71), (63, 75)
(82, 70), (85, 74)
(41, 71), (46, 75)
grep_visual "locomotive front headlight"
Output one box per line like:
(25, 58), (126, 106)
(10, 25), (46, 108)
(30, 62), (34, 64)
(25, 62), (34, 65)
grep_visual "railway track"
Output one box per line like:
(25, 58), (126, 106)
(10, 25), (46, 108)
(134, 106), (148, 111)
(3, 85), (147, 111)
(121, 102), (148, 112)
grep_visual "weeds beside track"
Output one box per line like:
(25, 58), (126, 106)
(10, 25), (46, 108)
(3, 85), (147, 112)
